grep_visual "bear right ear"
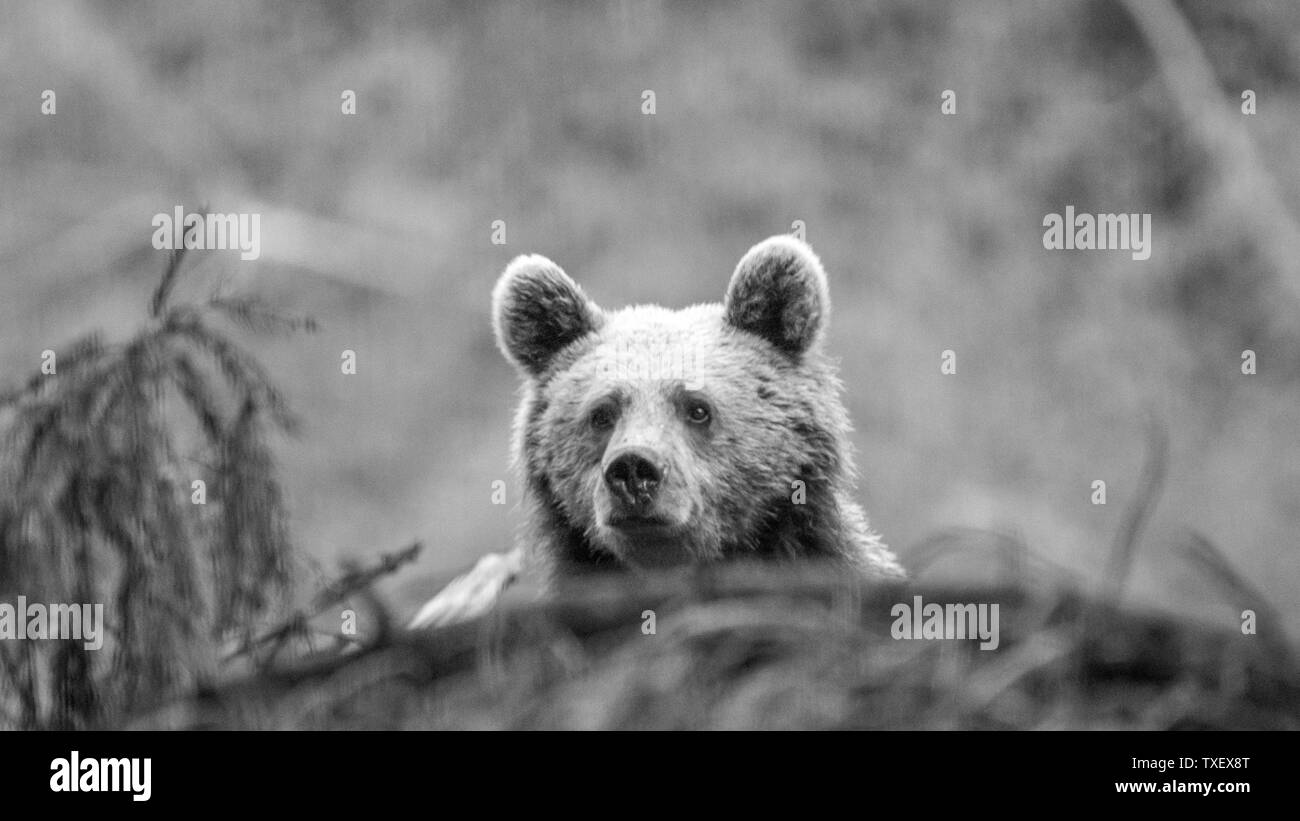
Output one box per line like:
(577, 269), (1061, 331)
(724, 235), (830, 357)
(492, 254), (604, 377)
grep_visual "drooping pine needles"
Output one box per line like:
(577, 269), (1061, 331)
(0, 247), (313, 729)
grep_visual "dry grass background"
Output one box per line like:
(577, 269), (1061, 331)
(1, 0), (1299, 727)
(129, 563), (1299, 730)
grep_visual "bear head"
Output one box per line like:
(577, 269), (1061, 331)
(492, 235), (903, 579)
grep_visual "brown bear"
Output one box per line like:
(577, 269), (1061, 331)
(491, 235), (904, 581)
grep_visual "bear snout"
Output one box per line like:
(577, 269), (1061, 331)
(603, 447), (667, 509)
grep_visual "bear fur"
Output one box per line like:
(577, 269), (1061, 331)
(492, 235), (904, 581)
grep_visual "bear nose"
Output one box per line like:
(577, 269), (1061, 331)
(604, 448), (665, 505)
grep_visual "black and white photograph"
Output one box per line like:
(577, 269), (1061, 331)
(0, 0), (1295, 804)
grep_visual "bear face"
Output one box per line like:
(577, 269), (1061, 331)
(493, 236), (904, 580)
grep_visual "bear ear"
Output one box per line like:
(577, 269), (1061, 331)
(723, 235), (830, 356)
(492, 254), (604, 377)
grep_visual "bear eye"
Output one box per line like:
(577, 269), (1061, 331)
(685, 401), (712, 425)
(589, 405), (617, 431)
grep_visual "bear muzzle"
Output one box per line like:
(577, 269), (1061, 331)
(603, 446), (667, 513)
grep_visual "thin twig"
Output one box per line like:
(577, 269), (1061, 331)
(1181, 530), (1292, 659)
(224, 542), (422, 663)
(1103, 415), (1168, 598)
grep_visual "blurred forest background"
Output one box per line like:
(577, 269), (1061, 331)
(1, 0), (1298, 643)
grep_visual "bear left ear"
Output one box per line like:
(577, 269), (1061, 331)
(492, 254), (604, 377)
(723, 235), (830, 356)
